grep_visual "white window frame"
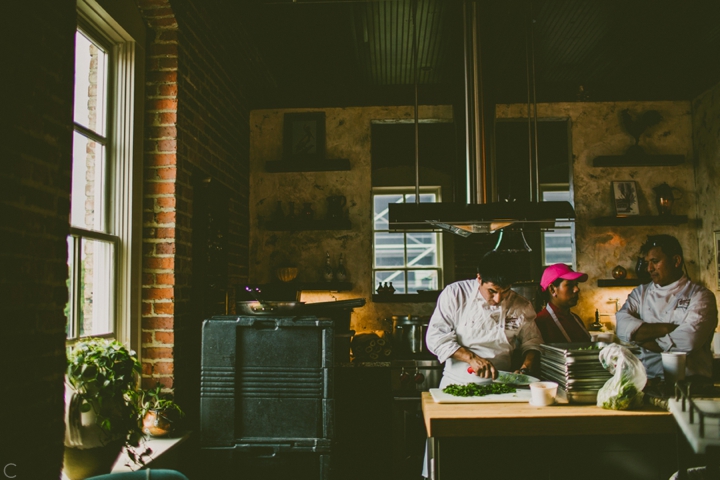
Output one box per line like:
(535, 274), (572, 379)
(540, 183), (575, 268)
(372, 187), (444, 294)
(67, 0), (144, 350)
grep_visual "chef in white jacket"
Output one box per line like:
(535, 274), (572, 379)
(426, 250), (543, 388)
(616, 234), (717, 380)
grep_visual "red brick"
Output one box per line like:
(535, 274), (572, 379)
(145, 257), (174, 270)
(156, 227), (176, 239)
(148, 154), (177, 166)
(155, 273), (175, 285)
(159, 58), (178, 70)
(156, 167), (176, 180)
(147, 71), (178, 84)
(142, 303), (153, 315)
(153, 303), (175, 315)
(156, 197), (176, 208)
(150, 126), (177, 138)
(156, 212), (176, 224)
(142, 332), (153, 344)
(159, 31), (178, 42)
(142, 376), (173, 390)
(155, 243), (175, 255)
(148, 44), (178, 58)
(149, 361), (174, 375)
(145, 182), (175, 195)
(159, 113), (177, 125)
(142, 363), (154, 376)
(151, 17), (178, 29)
(142, 347), (173, 359)
(142, 273), (154, 285)
(157, 139), (177, 152)
(143, 316), (174, 330)
(148, 99), (178, 111)
(158, 84), (177, 97)
(154, 331), (174, 344)
(143, 287), (174, 300)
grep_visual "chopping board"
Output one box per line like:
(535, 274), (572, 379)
(430, 388), (532, 404)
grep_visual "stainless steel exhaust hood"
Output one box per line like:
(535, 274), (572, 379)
(388, 1), (575, 237)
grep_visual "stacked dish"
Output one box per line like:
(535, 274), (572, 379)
(539, 342), (638, 404)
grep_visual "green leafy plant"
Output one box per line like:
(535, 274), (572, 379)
(138, 383), (185, 437)
(66, 338), (150, 464)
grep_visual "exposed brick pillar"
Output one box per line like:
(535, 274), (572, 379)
(136, 0), (179, 390)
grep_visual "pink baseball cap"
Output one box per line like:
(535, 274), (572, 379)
(540, 263), (588, 291)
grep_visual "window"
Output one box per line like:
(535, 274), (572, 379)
(373, 188), (443, 294)
(541, 187), (573, 266)
(67, 0), (143, 343)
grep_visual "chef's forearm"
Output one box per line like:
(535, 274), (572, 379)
(632, 323), (677, 342)
(520, 350), (539, 370)
(639, 339), (662, 352)
(450, 346), (477, 364)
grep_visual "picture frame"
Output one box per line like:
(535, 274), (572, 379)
(715, 231), (720, 290)
(611, 181), (640, 216)
(283, 112), (326, 162)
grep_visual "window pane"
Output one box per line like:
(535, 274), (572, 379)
(71, 132), (106, 231)
(406, 193), (437, 204)
(543, 232), (573, 265)
(374, 194), (402, 230)
(407, 270), (439, 293)
(374, 232), (405, 267)
(406, 232), (438, 266)
(65, 237), (75, 337)
(79, 238), (114, 337)
(542, 190), (570, 202)
(375, 270), (405, 294)
(74, 30), (107, 135)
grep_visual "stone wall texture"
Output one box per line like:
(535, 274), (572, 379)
(498, 101), (698, 327)
(692, 82), (720, 313)
(249, 106), (453, 334)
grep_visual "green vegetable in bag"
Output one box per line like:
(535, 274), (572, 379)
(596, 344), (646, 410)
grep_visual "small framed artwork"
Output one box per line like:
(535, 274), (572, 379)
(611, 181), (640, 216)
(283, 112), (326, 162)
(715, 231), (720, 290)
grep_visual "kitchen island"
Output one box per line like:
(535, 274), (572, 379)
(422, 392), (678, 480)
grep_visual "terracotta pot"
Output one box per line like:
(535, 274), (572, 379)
(142, 410), (173, 437)
(63, 440), (123, 480)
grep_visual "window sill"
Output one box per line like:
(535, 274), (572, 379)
(372, 292), (440, 303)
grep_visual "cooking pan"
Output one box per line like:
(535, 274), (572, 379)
(236, 300), (305, 316)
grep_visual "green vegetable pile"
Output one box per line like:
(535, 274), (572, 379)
(443, 383), (517, 397)
(601, 375), (644, 410)
(576, 345), (602, 351)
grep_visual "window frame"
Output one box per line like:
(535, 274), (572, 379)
(372, 186), (444, 294)
(67, 0), (144, 350)
(539, 183), (575, 268)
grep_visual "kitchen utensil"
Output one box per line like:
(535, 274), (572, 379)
(494, 371), (540, 386)
(612, 265), (627, 279)
(392, 315), (431, 356)
(653, 182), (683, 215)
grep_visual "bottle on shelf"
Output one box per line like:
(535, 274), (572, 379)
(376, 282), (385, 294)
(387, 282), (396, 294)
(336, 253), (347, 281)
(322, 251), (334, 282)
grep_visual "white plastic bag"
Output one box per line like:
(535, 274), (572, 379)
(596, 344), (647, 410)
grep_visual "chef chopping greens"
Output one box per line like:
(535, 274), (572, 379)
(426, 250), (543, 388)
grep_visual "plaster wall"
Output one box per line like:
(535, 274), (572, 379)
(692, 82), (720, 319)
(249, 106), (453, 334)
(497, 101), (698, 328)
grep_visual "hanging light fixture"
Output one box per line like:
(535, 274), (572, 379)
(387, 1), (575, 236)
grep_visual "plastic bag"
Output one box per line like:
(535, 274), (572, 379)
(596, 344), (647, 410)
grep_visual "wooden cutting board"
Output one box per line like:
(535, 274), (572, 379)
(430, 388), (532, 404)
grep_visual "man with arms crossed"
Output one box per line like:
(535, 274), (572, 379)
(616, 234), (717, 381)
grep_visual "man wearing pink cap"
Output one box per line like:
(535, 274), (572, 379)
(535, 263), (592, 343)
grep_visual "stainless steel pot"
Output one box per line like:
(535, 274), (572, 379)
(392, 315), (430, 356)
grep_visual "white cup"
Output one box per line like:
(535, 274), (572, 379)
(529, 381), (558, 406)
(661, 352), (687, 385)
(713, 331), (720, 354)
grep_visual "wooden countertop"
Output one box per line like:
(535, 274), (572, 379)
(421, 391), (675, 438)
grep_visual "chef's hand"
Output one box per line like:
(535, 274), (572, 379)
(452, 347), (497, 379)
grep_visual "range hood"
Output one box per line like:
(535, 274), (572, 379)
(387, 1), (575, 237)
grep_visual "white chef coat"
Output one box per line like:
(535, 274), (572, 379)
(616, 275), (718, 379)
(426, 278), (543, 388)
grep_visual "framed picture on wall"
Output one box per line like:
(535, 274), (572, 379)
(283, 112), (326, 162)
(715, 231), (720, 290)
(611, 181), (640, 216)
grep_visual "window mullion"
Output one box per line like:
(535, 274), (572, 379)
(70, 235), (82, 339)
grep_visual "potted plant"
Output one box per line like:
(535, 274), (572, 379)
(64, 338), (149, 479)
(139, 383), (185, 437)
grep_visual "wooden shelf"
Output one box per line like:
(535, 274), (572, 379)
(265, 159), (350, 172)
(301, 282), (353, 291)
(592, 155), (685, 167)
(597, 279), (642, 287)
(372, 292), (440, 303)
(591, 215), (688, 226)
(265, 219), (351, 231)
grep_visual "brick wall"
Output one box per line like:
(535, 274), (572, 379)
(0, 1), (76, 477)
(136, 0), (276, 430)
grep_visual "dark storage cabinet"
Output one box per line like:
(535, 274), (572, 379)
(201, 316), (334, 479)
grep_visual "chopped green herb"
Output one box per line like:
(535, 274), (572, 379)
(576, 345), (602, 351)
(443, 383), (517, 397)
(496, 372), (531, 384)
